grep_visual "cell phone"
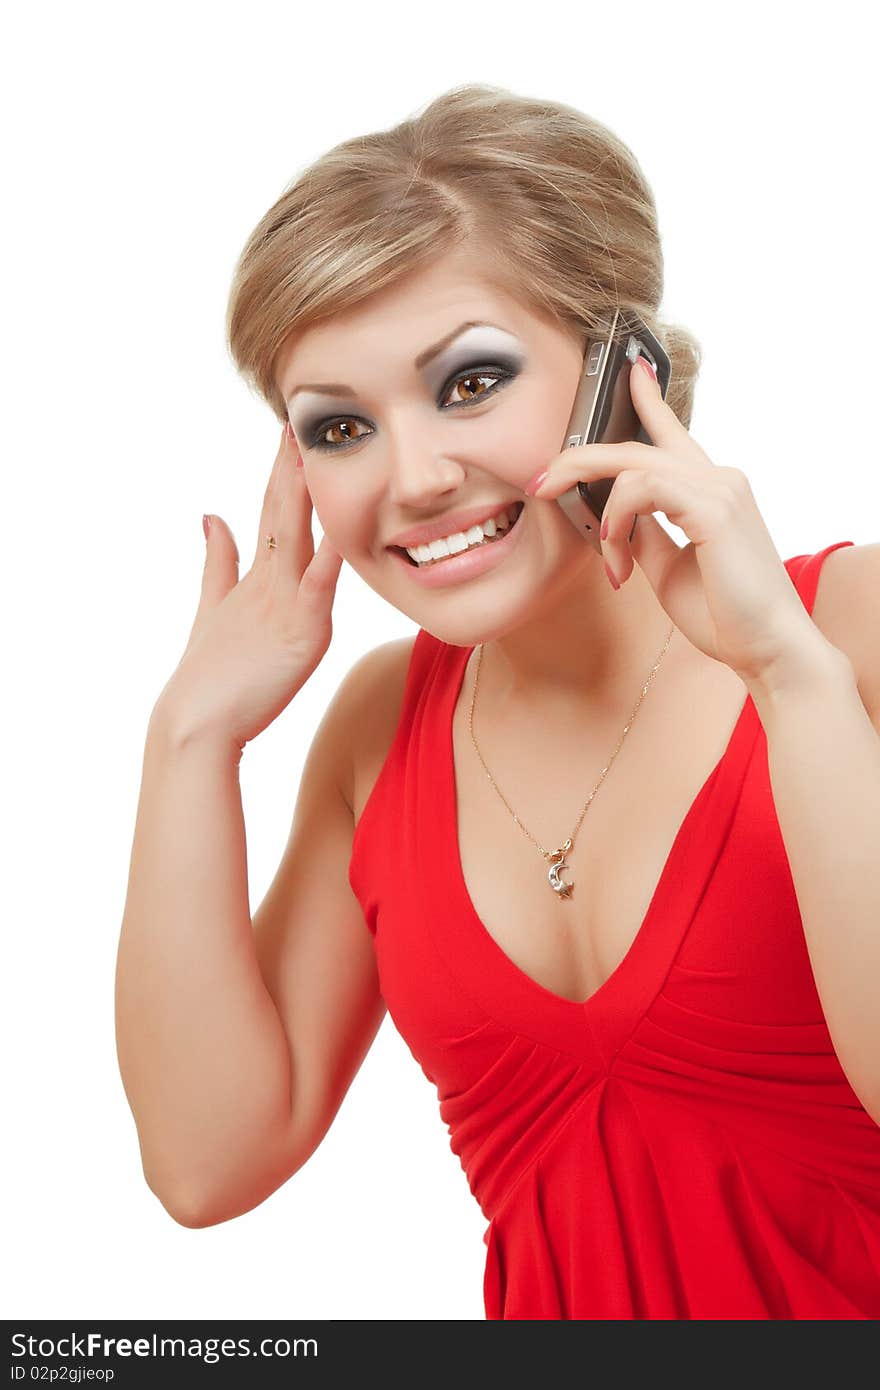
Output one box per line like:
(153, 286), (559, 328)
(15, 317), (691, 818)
(554, 308), (672, 555)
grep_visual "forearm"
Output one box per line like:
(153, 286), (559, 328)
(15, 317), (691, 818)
(114, 707), (294, 1220)
(745, 635), (880, 1124)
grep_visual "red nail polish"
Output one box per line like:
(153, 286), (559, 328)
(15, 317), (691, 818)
(524, 468), (549, 496)
(604, 560), (620, 591)
(637, 356), (657, 381)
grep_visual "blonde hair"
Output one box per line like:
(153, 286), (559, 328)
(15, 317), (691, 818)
(226, 82), (702, 430)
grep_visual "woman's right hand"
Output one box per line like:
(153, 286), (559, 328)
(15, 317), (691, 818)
(154, 425), (344, 754)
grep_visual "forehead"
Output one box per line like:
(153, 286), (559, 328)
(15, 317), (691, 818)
(275, 251), (542, 394)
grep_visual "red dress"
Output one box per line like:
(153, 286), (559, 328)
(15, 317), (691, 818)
(348, 541), (880, 1319)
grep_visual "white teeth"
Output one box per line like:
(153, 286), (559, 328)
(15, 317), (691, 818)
(404, 505), (519, 566)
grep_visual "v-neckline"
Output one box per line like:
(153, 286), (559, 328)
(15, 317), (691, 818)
(436, 641), (761, 1061)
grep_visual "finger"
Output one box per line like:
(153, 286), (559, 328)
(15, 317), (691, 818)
(601, 469), (712, 588)
(274, 443), (317, 588)
(182, 512), (241, 655)
(627, 354), (709, 462)
(295, 533), (345, 635)
(200, 513), (240, 604)
(253, 424), (292, 570)
(607, 509), (679, 593)
(527, 440), (662, 500)
(627, 352), (690, 451)
(534, 431), (715, 503)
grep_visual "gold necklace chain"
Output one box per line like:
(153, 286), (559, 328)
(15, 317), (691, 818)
(467, 621), (676, 898)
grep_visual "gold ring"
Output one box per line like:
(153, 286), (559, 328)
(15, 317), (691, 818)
(266, 534), (277, 550)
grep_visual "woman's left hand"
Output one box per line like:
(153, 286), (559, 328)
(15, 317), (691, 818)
(527, 356), (829, 687)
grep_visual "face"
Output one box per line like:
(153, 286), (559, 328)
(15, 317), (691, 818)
(276, 245), (597, 647)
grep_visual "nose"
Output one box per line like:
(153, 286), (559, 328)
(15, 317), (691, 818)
(382, 407), (467, 508)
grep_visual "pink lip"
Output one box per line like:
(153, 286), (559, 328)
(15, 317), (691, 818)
(388, 500), (527, 588)
(385, 500), (523, 550)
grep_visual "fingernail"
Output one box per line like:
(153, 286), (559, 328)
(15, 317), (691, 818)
(637, 356), (657, 382)
(202, 514), (212, 542)
(600, 515), (609, 541)
(524, 468), (549, 496)
(604, 560), (620, 591)
(296, 453), (303, 469)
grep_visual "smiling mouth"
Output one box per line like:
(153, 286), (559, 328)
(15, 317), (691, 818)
(391, 501), (526, 566)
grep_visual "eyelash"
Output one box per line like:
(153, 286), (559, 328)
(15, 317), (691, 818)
(305, 364), (518, 453)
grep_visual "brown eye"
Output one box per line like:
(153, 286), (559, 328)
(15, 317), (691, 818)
(318, 418), (369, 448)
(443, 371), (499, 405)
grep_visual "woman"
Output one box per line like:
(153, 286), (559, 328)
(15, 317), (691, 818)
(115, 83), (880, 1318)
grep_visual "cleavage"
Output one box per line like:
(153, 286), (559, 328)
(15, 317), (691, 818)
(451, 644), (748, 1005)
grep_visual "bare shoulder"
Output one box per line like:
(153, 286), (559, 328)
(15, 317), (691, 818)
(811, 541), (880, 713)
(338, 634), (419, 822)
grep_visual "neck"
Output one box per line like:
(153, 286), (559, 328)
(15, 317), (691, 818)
(477, 556), (680, 718)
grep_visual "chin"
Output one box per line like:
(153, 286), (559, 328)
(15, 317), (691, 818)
(355, 512), (586, 647)
(390, 583), (549, 650)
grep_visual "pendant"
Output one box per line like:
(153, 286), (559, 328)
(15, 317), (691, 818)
(547, 839), (574, 898)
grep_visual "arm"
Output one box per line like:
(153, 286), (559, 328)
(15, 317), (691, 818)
(114, 711), (298, 1225)
(744, 632), (880, 1125)
(114, 645), (393, 1227)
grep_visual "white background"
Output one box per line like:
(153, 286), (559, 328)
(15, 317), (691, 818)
(4, 0), (877, 1322)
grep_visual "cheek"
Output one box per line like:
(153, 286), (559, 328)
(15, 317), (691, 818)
(492, 379), (574, 489)
(305, 476), (375, 550)
(486, 419), (565, 495)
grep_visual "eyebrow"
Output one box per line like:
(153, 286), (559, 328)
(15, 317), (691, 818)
(285, 320), (502, 403)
